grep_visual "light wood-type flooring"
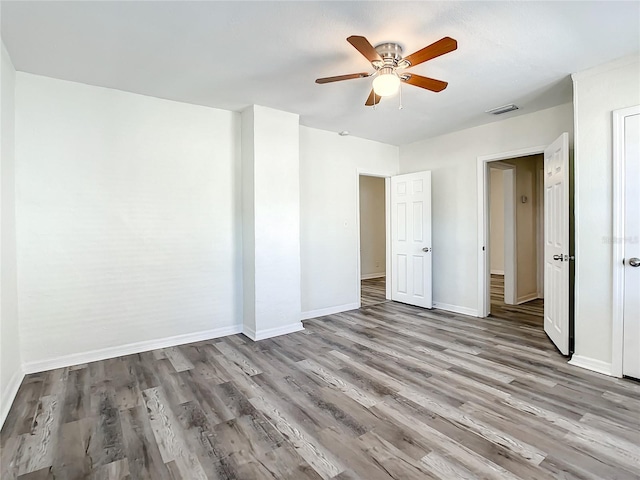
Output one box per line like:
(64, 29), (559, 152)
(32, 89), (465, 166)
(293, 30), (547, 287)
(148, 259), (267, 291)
(2, 297), (639, 479)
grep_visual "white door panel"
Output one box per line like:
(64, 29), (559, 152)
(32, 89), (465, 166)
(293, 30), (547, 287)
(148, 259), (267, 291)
(623, 113), (640, 379)
(391, 171), (432, 308)
(544, 133), (570, 355)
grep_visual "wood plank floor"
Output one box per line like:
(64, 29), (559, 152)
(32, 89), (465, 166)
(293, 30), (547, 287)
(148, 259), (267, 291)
(2, 301), (639, 479)
(490, 274), (544, 324)
(361, 277), (388, 307)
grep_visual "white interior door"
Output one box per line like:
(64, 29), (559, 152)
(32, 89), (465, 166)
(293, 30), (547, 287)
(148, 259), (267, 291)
(623, 112), (640, 379)
(544, 132), (570, 355)
(391, 171), (432, 308)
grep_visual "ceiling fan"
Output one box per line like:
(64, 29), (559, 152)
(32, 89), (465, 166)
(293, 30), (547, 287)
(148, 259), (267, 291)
(316, 35), (457, 106)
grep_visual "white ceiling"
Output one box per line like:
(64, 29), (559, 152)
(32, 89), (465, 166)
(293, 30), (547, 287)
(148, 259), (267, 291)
(2, 1), (639, 145)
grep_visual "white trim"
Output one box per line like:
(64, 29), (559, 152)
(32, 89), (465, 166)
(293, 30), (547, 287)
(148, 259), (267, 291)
(611, 104), (640, 377)
(385, 178), (392, 301)
(355, 173), (363, 308)
(433, 302), (479, 318)
(477, 146), (546, 316)
(477, 159), (487, 315)
(516, 292), (539, 304)
(300, 302), (359, 320)
(244, 322), (304, 341)
(572, 74), (582, 363)
(569, 355), (613, 377)
(361, 272), (385, 280)
(1, 369), (25, 429)
(477, 145), (548, 164)
(22, 325), (243, 374)
(490, 270), (504, 275)
(503, 167), (517, 305)
(536, 167), (545, 298)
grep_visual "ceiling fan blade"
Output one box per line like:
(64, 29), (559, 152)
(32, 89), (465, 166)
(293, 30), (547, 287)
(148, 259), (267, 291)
(316, 72), (371, 84)
(347, 35), (383, 63)
(365, 89), (382, 106)
(402, 74), (448, 92)
(402, 37), (457, 67)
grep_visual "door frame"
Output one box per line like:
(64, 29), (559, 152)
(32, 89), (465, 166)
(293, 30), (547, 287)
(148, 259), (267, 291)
(537, 167), (545, 298)
(355, 170), (392, 308)
(487, 162), (518, 306)
(611, 104), (640, 377)
(477, 145), (546, 317)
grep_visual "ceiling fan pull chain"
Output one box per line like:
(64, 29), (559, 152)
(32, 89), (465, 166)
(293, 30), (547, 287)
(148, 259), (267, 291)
(399, 81), (403, 110)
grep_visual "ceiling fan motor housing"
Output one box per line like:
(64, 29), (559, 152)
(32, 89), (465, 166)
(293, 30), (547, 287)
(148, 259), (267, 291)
(374, 43), (403, 68)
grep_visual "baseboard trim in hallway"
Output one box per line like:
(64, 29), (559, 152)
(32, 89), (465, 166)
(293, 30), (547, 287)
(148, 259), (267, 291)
(360, 273), (385, 280)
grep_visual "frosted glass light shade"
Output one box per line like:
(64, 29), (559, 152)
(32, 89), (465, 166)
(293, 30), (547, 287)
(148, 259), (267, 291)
(372, 73), (400, 97)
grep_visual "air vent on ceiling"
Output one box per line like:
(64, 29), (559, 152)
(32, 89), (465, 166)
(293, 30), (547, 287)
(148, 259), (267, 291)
(485, 103), (519, 115)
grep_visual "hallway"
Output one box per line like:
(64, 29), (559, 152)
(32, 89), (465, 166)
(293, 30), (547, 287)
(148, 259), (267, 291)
(490, 274), (544, 326)
(361, 277), (388, 307)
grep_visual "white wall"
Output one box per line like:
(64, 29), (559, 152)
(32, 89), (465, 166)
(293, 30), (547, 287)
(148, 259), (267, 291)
(400, 103), (573, 314)
(15, 73), (243, 369)
(489, 168), (505, 274)
(300, 127), (398, 317)
(1, 42), (23, 427)
(242, 105), (302, 338)
(241, 106), (256, 334)
(572, 55), (640, 368)
(359, 175), (386, 278)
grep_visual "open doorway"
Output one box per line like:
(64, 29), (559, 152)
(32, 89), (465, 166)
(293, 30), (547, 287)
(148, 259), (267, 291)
(479, 135), (572, 355)
(358, 175), (388, 307)
(487, 154), (545, 324)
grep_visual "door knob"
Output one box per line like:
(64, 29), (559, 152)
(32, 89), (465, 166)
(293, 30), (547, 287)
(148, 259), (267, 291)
(553, 254), (563, 261)
(629, 257), (640, 267)
(422, 247), (431, 252)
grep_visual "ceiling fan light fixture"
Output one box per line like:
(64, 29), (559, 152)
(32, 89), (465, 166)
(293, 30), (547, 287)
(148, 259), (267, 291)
(372, 68), (400, 97)
(315, 35), (457, 107)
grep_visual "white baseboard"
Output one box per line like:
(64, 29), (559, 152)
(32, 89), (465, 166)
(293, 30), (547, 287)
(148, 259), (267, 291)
(432, 302), (479, 318)
(1, 368), (25, 430)
(516, 293), (539, 304)
(490, 270), (505, 275)
(568, 355), (613, 377)
(22, 324), (243, 374)
(243, 322), (304, 341)
(300, 302), (360, 320)
(361, 272), (385, 280)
